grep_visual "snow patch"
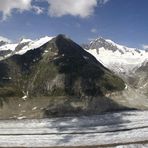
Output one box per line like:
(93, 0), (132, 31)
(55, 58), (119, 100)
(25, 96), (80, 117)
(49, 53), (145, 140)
(32, 107), (37, 111)
(17, 116), (26, 120)
(0, 43), (17, 51)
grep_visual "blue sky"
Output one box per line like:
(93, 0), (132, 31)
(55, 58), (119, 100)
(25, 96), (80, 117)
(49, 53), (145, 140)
(0, 0), (148, 49)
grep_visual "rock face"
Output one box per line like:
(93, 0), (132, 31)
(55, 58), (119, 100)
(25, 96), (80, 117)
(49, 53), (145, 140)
(0, 41), (7, 46)
(0, 40), (12, 58)
(0, 35), (127, 118)
(0, 50), (12, 57)
(85, 37), (120, 53)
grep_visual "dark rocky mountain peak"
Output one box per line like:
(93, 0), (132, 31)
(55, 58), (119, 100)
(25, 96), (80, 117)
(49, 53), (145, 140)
(86, 37), (122, 53)
(0, 34), (126, 117)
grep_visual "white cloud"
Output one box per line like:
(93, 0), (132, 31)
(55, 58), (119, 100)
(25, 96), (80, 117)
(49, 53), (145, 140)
(142, 45), (148, 50)
(0, 0), (110, 20)
(0, 0), (44, 20)
(0, 36), (11, 43)
(91, 28), (97, 33)
(0, 0), (32, 20)
(46, 0), (109, 18)
(32, 5), (44, 14)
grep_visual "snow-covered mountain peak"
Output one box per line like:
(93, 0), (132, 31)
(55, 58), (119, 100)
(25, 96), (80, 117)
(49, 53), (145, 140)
(15, 36), (54, 55)
(86, 37), (148, 74)
(105, 39), (142, 54)
(89, 37), (142, 54)
(0, 36), (54, 60)
(19, 38), (32, 44)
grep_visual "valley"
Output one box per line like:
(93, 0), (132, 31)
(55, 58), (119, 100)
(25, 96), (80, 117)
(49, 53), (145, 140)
(0, 34), (147, 147)
(0, 0), (148, 147)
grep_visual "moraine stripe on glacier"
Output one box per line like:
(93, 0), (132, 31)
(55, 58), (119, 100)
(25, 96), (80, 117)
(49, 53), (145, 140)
(0, 110), (148, 147)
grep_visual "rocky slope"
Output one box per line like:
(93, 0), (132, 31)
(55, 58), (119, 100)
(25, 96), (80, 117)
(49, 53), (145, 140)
(0, 35), (127, 119)
(135, 60), (148, 95)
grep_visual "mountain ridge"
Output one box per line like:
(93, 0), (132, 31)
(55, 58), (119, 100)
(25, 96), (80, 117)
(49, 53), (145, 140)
(85, 37), (148, 74)
(0, 34), (127, 118)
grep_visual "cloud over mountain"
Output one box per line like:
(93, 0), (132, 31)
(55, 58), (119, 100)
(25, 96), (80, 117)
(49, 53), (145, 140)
(0, 0), (110, 20)
(47, 0), (98, 18)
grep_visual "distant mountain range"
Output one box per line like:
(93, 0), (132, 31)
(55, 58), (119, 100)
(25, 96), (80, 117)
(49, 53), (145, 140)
(0, 35), (127, 118)
(84, 37), (148, 75)
(0, 35), (147, 119)
(0, 36), (53, 59)
(85, 37), (148, 106)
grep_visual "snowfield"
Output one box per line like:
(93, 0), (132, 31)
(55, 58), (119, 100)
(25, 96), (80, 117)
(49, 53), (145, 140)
(86, 38), (148, 74)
